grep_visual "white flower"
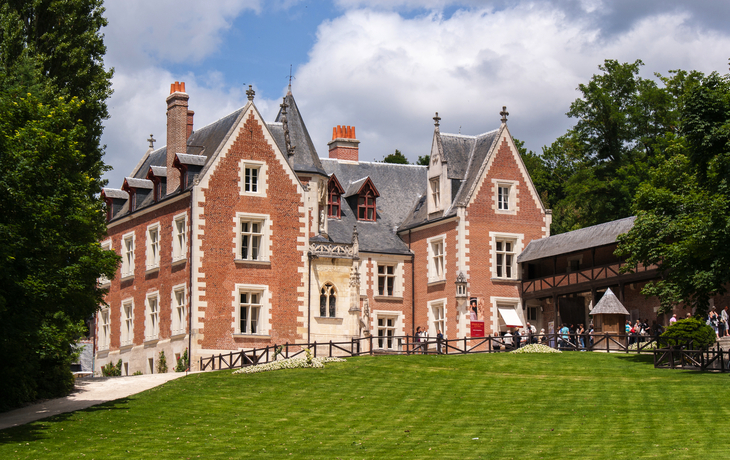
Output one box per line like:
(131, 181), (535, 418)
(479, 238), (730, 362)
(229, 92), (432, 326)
(232, 356), (346, 375)
(510, 344), (561, 354)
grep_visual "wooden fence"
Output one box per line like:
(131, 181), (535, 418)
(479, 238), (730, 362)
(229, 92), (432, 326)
(199, 332), (672, 371)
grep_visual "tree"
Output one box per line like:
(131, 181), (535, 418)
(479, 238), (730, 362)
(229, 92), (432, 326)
(617, 72), (730, 317)
(382, 149), (409, 164)
(416, 155), (430, 166)
(0, 0), (118, 410)
(535, 60), (685, 233)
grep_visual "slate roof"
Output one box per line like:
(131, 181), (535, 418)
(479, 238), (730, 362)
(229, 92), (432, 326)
(149, 166), (167, 177)
(590, 288), (629, 315)
(176, 153), (207, 166)
(399, 128), (500, 231)
(268, 91), (327, 177)
(124, 178), (153, 189)
(517, 216), (636, 263)
(129, 107), (245, 183)
(321, 159), (427, 255)
(101, 189), (128, 199)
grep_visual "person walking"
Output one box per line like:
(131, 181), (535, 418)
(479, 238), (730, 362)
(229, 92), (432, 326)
(436, 329), (444, 354)
(722, 307), (729, 337)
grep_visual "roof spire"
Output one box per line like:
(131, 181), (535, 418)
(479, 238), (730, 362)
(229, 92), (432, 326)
(147, 134), (156, 149)
(433, 112), (441, 129)
(280, 97), (295, 157)
(500, 106), (509, 124)
(287, 64), (294, 95)
(246, 84), (255, 101)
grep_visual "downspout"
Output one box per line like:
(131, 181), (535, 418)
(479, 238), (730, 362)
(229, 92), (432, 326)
(409, 229), (415, 336)
(187, 184), (195, 374)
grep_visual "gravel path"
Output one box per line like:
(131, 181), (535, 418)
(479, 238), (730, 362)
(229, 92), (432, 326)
(0, 372), (186, 431)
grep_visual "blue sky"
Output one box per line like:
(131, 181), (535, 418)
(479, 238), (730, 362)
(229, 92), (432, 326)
(100, 0), (730, 188)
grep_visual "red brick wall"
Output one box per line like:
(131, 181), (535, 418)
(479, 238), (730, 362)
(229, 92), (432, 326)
(197, 111), (305, 350)
(101, 196), (192, 350)
(467, 137), (548, 332)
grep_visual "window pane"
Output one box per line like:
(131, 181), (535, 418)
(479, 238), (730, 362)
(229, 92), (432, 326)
(387, 278), (394, 296)
(250, 307), (259, 333)
(378, 277), (385, 296)
(320, 294), (326, 317)
(241, 307), (248, 333)
(329, 295), (336, 317)
(241, 235), (249, 259)
(252, 235), (260, 260)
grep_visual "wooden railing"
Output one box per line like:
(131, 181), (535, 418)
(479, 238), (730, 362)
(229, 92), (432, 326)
(198, 332), (670, 371)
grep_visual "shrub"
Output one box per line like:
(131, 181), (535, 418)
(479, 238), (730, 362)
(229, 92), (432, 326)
(232, 356), (346, 375)
(101, 359), (122, 377)
(157, 350), (168, 373)
(133, 371), (143, 376)
(175, 349), (189, 372)
(660, 317), (716, 349)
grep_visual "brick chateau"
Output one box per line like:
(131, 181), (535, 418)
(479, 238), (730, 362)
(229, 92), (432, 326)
(95, 82), (551, 374)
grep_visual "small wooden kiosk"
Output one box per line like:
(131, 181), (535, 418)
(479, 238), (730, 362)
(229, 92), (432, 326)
(589, 288), (629, 349)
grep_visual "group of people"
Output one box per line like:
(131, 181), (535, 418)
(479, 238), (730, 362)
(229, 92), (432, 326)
(624, 319), (663, 345)
(706, 306), (730, 338)
(557, 323), (595, 349)
(413, 326), (445, 354)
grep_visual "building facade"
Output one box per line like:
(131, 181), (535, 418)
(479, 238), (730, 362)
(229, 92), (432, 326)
(95, 83), (549, 374)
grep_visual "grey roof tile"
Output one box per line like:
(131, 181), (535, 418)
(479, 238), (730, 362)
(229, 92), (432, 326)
(101, 188), (129, 199)
(124, 177), (153, 189)
(322, 159), (426, 254)
(149, 165), (167, 177)
(176, 153), (207, 166)
(270, 92), (327, 177)
(590, 288), (630, 315)
(517, 216), (636, 263)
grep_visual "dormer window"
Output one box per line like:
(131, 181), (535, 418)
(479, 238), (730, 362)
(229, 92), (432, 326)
(345, 176), (379, 222)
(327, 175), (345, 218)
(430, 178), (440, 209)
(358, 190), (376, 221)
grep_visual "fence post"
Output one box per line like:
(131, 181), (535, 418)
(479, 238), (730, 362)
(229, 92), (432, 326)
(313, 341), (317, 358)
(370, 336), (373, 355)
(606, 333), (609, 353)
(464, 337), (467, 354)
(406, 335), (410, 355)
(285, 342), (289, 359)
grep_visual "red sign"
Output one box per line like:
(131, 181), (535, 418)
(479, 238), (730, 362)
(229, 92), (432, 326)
(470, 320), (485, 337)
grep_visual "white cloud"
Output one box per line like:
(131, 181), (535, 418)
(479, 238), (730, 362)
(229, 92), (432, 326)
(100, 0), (730, 187)
(290, 3), (730, 163)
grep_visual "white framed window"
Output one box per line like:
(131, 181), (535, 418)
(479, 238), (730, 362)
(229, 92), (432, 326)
(99, 240), (112, 285)
(171, 284), (187, 336)
(490, 232), (523, 280)
(319, 283), (337, 317)
(495, 239), (515, 279)
(377, 264), (395, 296)
(494, 180), (517, 214)
(427, 235), (446, 282)
(377, 316), (396, 349)
(121, 299), (134, 346)
(99, 308), (110, 351)
(121, 232), (135, 278)
(235, 285), (269, 335)
(146, 223), (160, 270)
(235, 212), (270, 262)
(429, 300), (446, 336)
(172, 213), (187, 262)
(239, 160), (267, 196)
(145, 293), (160, 341)
(430, 177), (440, 210)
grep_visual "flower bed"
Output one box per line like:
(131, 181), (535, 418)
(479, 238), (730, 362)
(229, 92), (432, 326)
(232, 356), (346, 375)
(511, 344), (561, 354)
(628, 341), (658, 351)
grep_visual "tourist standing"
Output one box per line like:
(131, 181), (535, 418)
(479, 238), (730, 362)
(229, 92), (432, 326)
(436, 329), (444, 354)
(722, 307), (729, 337)
(669, 314), (677, 326)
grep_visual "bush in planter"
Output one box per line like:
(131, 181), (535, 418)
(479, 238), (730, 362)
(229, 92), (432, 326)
(101, 359), (122, 377)
(157, 350), (168, 373)
(660, 317), (716, 349)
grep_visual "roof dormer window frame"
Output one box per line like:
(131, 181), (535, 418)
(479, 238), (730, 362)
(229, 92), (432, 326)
(327, 175), (345, 219)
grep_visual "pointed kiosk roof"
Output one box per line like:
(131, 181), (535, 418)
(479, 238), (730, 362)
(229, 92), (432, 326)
(590, 288), (630, 316)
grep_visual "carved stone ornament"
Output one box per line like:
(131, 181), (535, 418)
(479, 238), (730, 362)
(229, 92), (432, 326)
(309, 241), (355, 258)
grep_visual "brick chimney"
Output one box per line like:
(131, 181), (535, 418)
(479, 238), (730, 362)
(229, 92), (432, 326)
(166, 81), (189, 194)
(327, 125), (359, 161)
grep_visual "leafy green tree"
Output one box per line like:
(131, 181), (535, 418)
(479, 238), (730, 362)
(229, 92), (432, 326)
(383, 149), (409, 164)
(538, 60), (688, 233)
(617, 72), (730, 317)
(416, 155), (430, 166)
(0, 0), (118, 410)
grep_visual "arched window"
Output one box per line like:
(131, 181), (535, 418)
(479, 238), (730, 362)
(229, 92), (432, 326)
(320, 283), (337, 317)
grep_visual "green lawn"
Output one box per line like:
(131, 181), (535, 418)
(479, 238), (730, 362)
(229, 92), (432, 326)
(0, 352), (727, 459)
